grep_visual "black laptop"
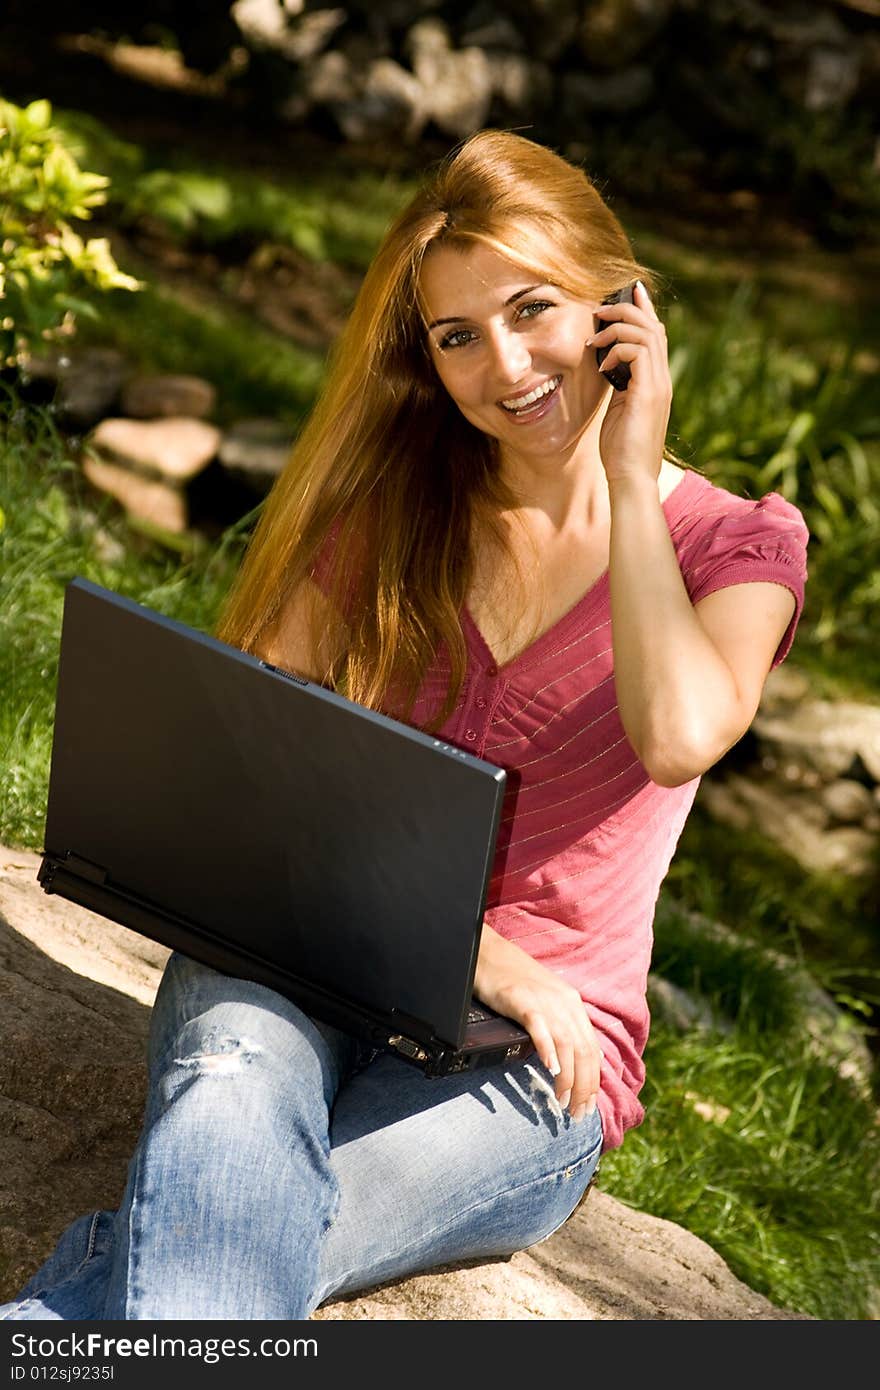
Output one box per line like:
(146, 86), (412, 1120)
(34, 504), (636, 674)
(38, 578), (534, 1076)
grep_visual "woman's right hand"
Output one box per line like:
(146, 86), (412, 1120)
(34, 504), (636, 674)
(474, 924), (603, 1121)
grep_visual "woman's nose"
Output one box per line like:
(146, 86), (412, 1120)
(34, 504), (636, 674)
(487, 327), (531, 384)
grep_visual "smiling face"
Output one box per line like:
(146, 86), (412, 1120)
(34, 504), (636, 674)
(419, 242), (611, 468)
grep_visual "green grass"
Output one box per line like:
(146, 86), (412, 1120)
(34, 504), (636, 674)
(662, 286), (880, 694)
(664, 802), (880, 1016)
(597, 896), (880, 1319)
(0, 390), (250, 846)
(55, 108), (418, 272)
(77, 278), (326, 429)
(600, 1020), (880, 1320)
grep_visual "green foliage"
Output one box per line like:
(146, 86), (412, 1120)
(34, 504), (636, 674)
(0, 388), (249, 846)
(666, 285), (880, 689)
(777, 105), (880, 249)
(600, 900), (880, 1321)
(0, 97), (141, 366)
(600, 1018), (880, 1319)
(54, 109), (415, 272)
(664, 802), (880, 1014)
(115, 162), (414, 270)
(77, 279), (324, 429)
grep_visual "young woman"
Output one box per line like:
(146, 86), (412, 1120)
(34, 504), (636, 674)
(3, 129), (807, 1321)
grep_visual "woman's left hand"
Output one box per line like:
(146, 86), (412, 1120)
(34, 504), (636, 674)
(590, 280), (672, 488)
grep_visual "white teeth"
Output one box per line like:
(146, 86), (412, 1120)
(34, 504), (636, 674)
(501, 376), (561, 412)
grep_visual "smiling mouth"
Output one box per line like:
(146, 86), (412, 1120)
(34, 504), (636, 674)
(499, 375), (562, 415)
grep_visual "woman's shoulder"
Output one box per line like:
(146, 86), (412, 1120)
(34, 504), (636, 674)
(665, 467), (809, 630)
(668, 467), (809, 551)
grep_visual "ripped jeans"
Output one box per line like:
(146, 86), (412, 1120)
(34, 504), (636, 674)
(2, 953), (602, 1321)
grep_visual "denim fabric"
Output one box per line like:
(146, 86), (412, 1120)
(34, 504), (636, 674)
(2, 953), (602, 1321)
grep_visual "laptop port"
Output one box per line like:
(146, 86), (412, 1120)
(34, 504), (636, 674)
(388, 1034), (428, 1063)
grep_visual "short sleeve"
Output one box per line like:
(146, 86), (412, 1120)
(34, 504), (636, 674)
(681, 491), (809, 668)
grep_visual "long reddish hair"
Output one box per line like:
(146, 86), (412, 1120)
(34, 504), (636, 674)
(216, 129), (654, 725)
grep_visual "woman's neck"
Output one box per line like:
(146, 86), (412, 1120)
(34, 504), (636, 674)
(497, 427), (609, 536)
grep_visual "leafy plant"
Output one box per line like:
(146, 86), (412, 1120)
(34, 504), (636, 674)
(666, 285), (880, 689)
(0, 386), (250, 846)
(0, 97), (141, 367)
(54, 108), (416, 271)
(600, 1019), (880, 1319)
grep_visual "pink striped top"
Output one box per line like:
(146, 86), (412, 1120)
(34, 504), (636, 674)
(405, 469), (809, 1151)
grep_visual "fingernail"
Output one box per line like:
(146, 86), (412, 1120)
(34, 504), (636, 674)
(546, 1057), (560, 1077)
(586, 1096), (597, 1115)
(571, 1104), (586, 1123)
(585, 335), (594, 346)
(558, 1089), (571, 1110)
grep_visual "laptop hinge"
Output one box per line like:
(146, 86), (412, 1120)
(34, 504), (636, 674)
(40, 851), (108, 889)
(388, 1007), (440, 1050)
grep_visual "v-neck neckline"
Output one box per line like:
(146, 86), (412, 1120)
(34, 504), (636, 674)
(462, 468), (698, 677)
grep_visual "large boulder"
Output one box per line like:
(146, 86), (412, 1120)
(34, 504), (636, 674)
(0, 845), (807, 1319)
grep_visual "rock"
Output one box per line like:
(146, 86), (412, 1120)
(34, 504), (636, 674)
(459, 8), (526, 53)
(120, 374), (217, 421)
(700, 773), (878, 878)
(315, 1188), (809, 1320)
(759, 665), (813, 710)
(485, 52), (553, 117)
(232, 0), (310, 62)
(336, 58), (429, 144)
(821, 778), (876, 825)
(751, 699), (880, 782)
(0, 847), (169, 1301)
(578, 0), (673, 69)
(304, 48), (357, 109)
(702, 668), (880, 883)
(22, 348), (130, 432)
(805, 43), (862, 111)
(562, 64), (654, 117)
(646, 974), (724, 1033)
(87, 417), (221, 483)
(218, 418), (295, 495)
(59, 350), (130, 432)
(651, 900), (875, 1097)
(288, 7), (349, 64)
(505, 0), (580, 63)
(80, 456), (192, 533)
(82, 417), (222, 534)
(406, 18), (494, 139)
(0, 844), (808, 1319)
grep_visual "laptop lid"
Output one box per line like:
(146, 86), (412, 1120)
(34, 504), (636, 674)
(43, 578), (508, 1047)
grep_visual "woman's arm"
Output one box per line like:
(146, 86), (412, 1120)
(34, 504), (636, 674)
(255, 578), (342, 680)
(608, 477), (795, 786)
(592, 282), (797, 787)
(474, 923), (603, 1123)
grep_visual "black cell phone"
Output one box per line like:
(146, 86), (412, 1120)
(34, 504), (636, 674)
(596, 283), (635, 392)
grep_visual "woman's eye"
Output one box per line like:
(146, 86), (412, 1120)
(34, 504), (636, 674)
(516, 300), (554, 322)
(438, 328), (476, 350)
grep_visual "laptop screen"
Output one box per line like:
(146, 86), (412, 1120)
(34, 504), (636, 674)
(44, 579), (507, 1046)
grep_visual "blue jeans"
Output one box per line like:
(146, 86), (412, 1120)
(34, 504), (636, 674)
(1, 953), (602, 1320)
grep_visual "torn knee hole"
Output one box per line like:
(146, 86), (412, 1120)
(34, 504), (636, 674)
(174, 1035), (262, 1074)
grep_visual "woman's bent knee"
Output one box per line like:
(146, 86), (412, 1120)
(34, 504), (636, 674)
(146, 953), (361, 1116)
